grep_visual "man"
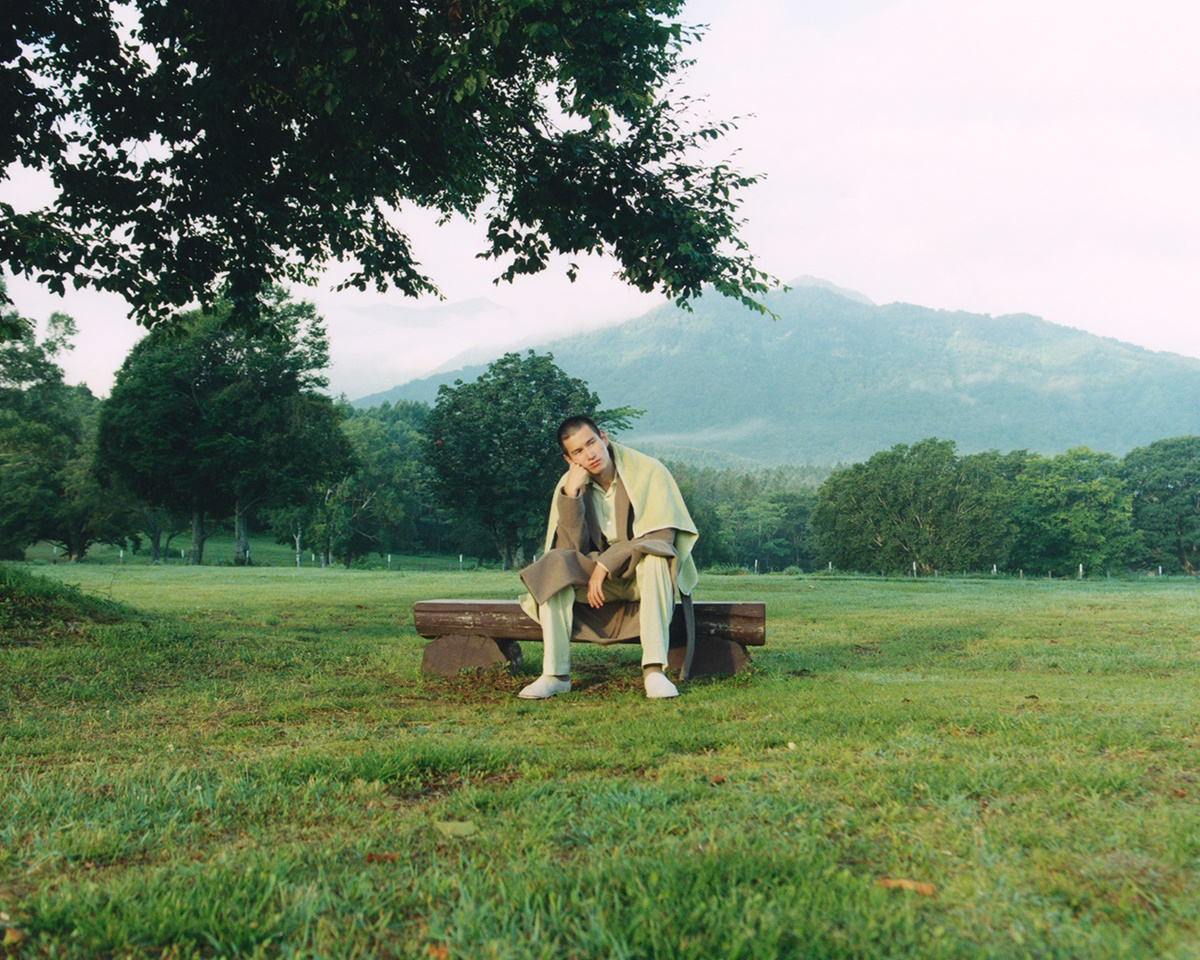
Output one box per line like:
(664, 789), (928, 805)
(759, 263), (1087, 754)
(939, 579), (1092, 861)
(517, 415), (698, 699)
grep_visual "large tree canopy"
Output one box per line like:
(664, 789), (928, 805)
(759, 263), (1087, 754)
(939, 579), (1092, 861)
(1122, 436), (1200, 575)
(3, 0), (772, 327)
(1008, 447), (1142, 578)
(813, 439), (1021, 575)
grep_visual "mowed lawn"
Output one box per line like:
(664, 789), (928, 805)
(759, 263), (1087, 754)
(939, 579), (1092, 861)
(2, 563), (1199, 959)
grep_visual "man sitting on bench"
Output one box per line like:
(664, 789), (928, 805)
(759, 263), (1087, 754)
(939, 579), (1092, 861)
(517, 415), (698, 700)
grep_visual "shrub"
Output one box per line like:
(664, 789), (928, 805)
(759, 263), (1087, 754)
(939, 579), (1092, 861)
(706, 563), (751, 576)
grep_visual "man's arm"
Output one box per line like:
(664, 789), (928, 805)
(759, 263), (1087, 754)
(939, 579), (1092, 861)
(587, 527), (678, 607)
(593, 528), (678, 582)
(551, 461), (595, 553)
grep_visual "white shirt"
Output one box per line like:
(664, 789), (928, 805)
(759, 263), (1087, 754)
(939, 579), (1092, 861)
(589, 472), (620, 547)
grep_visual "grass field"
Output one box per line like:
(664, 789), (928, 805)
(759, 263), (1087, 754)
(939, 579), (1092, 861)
(2, 562), (1199, 958)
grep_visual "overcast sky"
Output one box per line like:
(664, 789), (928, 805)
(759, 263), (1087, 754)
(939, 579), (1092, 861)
(4, 0), (1198, 397)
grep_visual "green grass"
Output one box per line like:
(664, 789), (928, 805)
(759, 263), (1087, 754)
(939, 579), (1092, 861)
(2, 563), (1199, 958)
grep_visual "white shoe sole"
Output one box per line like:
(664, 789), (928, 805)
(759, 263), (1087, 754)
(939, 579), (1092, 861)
(517, 677), (571, 699)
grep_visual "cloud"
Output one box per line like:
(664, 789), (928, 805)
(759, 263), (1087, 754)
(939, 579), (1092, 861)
(680, 0), (1200, 355)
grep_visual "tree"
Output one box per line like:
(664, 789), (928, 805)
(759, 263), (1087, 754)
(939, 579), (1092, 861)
(218, 294), (356, 562)
(814, 439), (1017, 575)
(135, 505), (188, 565)
(95, 292), (352, 563)
(0, 290), (135, 559)
(4, 1), (773, 328)
(301, 401), (428, 568)
(1122, 436), (1200, 574)
(423, 351), (640, 568)
(669, 470), (731, 570)
(1009, 447), (1141, 577)
(95, 319), (231, 563)
(34, 390), (138, 562)
(756, 489), (820, 571)
(659, 460), (825, 571)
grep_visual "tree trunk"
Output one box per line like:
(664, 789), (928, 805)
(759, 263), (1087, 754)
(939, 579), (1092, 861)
(292, 525), (302, 568)
(190, 509), (206, 565)
(67, 523), (89, 562)
(494, 528), (514, 572)
(234, 498), (250, 565)
(141, 506), (163, 563)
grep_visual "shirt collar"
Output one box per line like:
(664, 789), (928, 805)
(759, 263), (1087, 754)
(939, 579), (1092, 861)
(587, 467), (620, 496)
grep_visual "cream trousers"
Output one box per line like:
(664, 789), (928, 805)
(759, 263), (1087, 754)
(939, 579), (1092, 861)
(538, 555), (674, 676)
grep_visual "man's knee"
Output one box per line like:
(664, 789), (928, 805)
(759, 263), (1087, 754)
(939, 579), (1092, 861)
(635, 554), (673, 584)
(544, 584), (579, 611)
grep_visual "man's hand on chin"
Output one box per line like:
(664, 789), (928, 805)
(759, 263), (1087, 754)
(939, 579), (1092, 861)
(587, 563), (609, 608)
(564, 461), (590, 497)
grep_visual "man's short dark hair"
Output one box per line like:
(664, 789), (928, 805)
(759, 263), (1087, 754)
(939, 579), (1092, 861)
(556, 415), (603, 453)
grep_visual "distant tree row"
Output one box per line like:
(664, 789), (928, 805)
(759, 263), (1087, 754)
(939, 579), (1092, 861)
(2, 291), (1197, 576)
(1, 284), (354, 563)
(664, 463), (820, 572)
(814, 437), (1199, 577)
(0, 299), (641, 568)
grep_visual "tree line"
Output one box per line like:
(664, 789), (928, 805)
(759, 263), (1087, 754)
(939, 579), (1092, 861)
(812, 437), (1198, 577)
(672, 436), (1198, 578)
(2, 290), (1196, 576)
(0, 290), (632, 567)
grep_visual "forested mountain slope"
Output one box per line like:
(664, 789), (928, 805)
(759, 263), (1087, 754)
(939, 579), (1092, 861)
(358, 282), (1200, 465)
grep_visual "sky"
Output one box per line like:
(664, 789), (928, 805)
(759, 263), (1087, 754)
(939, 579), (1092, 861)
(3, 0), (1198, 397)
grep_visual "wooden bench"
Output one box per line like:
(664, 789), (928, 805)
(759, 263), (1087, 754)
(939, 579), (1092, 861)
(413, 599), (766, 678)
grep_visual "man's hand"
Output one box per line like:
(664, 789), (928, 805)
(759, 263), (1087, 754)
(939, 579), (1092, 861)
(587, 563), (609, 608)
(563, 460), (590, 497)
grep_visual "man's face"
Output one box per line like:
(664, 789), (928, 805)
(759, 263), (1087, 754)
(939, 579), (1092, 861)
(561, 425), (612, 479)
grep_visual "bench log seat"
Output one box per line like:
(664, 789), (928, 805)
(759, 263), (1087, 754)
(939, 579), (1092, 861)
(414, 599), (765, 679)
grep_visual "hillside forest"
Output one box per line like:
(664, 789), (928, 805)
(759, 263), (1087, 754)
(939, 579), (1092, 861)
(2, 290), (1197, 578)
(371, 281), (1200, 466)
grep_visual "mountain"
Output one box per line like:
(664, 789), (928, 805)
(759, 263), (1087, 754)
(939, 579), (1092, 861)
(355, 281), (1200, 465)
(355, 361), (488, 409)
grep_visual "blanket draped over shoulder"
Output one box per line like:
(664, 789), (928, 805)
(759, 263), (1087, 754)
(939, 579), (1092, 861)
(518, 442), (698, 643)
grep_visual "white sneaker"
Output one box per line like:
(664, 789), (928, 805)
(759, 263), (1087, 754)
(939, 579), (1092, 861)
(644, 672), (679, 699)
(518, 675), (572, 699)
